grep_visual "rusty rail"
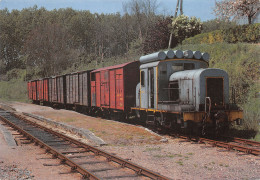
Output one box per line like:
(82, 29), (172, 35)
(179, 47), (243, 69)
(172, 134), (260, 156)
(221, 136), (260, 147)
(0, 110), (170, 180)
(198, 138), (260, 156)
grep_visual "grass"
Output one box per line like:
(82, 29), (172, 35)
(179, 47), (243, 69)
(0, 79), (28, 102)
(88, 128), (96, 133)
(145, 147), (161, 152)
(219, 163), (229, 167)
(176, 160), (184, 166)
(166, 154), (182, 158)
(63, 118), (75, 122)
(153, 153), (183, 159)
(251, 132), (260, 142)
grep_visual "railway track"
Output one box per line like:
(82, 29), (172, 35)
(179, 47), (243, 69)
(0, 109), (170, 180)
(172, 134), (260, 156)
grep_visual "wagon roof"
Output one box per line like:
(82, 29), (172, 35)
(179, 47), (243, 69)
(91, 61), (137, 73)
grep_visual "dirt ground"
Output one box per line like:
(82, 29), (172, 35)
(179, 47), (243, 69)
(1, 101), (260, 179)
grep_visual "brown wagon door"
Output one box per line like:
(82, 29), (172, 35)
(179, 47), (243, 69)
(101, 70), (110, 107)
(116, 69), (124, 110)
(96, 72), (101, 107)
(109, 70), (116, 109)
(52, 78), (57, 102)
(82, 72), (89, 106)
(91, 73), (96, 107)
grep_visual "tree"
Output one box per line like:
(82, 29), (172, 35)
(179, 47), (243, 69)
(202, 19), (236, 33)
(214, 0), (260, 24)
(169, 15), (202, 45)
(143, 17), (172, 53)
(23, 23), (75, 77)
(123, 0), (159, 41)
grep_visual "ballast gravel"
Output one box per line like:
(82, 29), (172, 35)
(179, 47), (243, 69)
(0, 164), (34, 180)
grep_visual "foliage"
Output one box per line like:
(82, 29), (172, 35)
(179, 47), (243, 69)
(0, 79), (28, 102)
(202, 19), (236, 33)
(214, 0), (260, 24)
(183, 30), (224, 45)
(143, 17), (172, 53)
(183, 23), (260, 45)
(242, 84), (260, 131)
(142, 15), (203, 53)
(123, 0), (159, 41)
(0, 6), (161, 79)
(23, 23), (75, 77)
(222, 23), (260, 43)
(170, 15), (202, 45)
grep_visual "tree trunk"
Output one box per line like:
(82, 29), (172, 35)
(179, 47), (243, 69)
(248, 15), (252, 24)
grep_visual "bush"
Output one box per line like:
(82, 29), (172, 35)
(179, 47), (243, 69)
(223, 23), (260, 43)
(183, 23), (260, 45)
(242, 84), (260, 131)
(183, 30), (224, 45)
(0, 79), (28, 102)
(202, 19), (236, 33)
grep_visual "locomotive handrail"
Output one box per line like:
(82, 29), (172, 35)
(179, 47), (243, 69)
(202, 97), (212, 135)
(205, 97), (211, 115)
(158, 100), (180, 103)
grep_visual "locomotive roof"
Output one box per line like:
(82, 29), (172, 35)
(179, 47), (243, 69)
(91, 61), (138, 73)
(169, 68), (228, 81)
(140, 58), (209, 69)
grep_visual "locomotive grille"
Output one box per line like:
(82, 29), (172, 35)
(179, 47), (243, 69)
(206, 77), (224, 108)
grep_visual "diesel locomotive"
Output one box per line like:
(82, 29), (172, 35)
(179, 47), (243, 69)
(27, 50), (243, 136)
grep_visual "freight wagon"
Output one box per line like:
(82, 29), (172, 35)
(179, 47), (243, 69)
(90, 61), (140, 118)
(65, 70), (91, 112)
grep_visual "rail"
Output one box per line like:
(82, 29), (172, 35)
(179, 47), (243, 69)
(172, 134), (260, 156)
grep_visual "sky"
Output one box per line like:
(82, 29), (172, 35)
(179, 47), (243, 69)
(0, 0), (217, 21)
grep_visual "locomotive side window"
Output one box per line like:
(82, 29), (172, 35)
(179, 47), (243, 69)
(172, 63), (195, 72)
(169, 81), (179, 102)
(172, 63), (183, 72)
(141, 71), (145, 86)
(184, 63), (195, 70)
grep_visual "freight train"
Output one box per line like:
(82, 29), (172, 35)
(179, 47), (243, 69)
(27, 50), (243, 136)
